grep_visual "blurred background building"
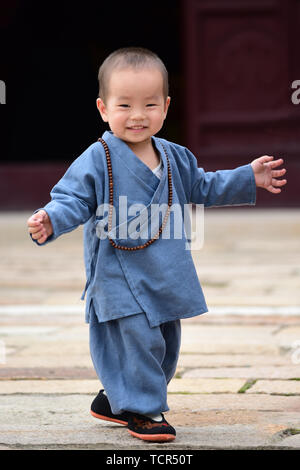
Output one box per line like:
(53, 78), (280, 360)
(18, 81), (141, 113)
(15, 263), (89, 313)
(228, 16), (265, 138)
(0, 0), (299, 210)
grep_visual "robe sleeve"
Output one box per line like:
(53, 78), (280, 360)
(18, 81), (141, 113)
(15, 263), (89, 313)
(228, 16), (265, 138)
(185, 147), (256, 208)
(30, 143), (103, 246)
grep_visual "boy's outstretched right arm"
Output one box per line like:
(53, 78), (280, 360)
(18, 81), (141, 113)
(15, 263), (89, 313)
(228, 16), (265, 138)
(27, 143), (103, 246)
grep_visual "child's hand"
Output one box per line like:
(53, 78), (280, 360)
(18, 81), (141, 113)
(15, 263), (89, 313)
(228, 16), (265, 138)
(27, 210), (53, 244)
(251, 156), (287, 194)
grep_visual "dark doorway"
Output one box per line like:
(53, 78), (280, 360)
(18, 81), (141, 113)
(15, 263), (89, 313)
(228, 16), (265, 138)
(183, 0), (300, 206)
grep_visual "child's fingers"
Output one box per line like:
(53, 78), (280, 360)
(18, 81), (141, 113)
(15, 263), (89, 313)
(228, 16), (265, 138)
(259, 155), (274, 164)
(30, 227), (45, 240)
(27, 218), (43, 228)
(28, 224), (42, 234)
(269, 158), (284, 168)
(27, 216), (37, 227)
(267, 178), (287, 194)
(27, 216), (45, 233)
(27, 210), (51, 242)
(30, 228), (43, 240)
(31, 228), (47, 242)
(272, 178), (287, 187)
(27, 217), (42, 228)
(27, 210), (46, 226)
(37, 233), (47, 244)
(267, 184), (282, 194)
(272, 168), (286, 178)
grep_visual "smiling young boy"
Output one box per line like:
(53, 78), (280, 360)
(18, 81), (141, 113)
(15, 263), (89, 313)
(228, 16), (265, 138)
(27, 47), (286, 442)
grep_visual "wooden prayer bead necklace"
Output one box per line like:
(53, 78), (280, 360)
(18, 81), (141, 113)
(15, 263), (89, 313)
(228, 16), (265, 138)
(98, 137), (173, 251)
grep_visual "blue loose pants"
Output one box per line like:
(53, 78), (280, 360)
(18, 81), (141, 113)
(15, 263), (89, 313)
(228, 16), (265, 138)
(89, 302), (181, 416)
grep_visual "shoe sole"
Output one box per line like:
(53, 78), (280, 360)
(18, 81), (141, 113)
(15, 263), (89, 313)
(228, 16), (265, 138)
(128, 429), (176, 442)
(90, 410), (128, 425)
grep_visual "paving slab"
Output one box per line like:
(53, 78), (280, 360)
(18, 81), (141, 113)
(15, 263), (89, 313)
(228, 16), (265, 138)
(0, 367), (97, 380)
(182, 366), (300, 379)
(167, 393), (300, 412)
(246, 380), (300, 395)
(0, 394), (299, 450)
(277, 433), (300, 448)
(0, 423), (272, 449)
(180, 324), (281, 354)
(0, 378), (246, 395)
(178, 353), (293, 368)
(0, 379), (100, 394)
(168, 378), (245, 394)
(2, 394), (299, 418)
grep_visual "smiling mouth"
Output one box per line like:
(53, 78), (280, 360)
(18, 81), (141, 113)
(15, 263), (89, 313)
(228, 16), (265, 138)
(127, 126), (147, 130)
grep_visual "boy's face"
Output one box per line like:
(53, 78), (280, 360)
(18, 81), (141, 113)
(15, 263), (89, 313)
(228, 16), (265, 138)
(96, 67), (170, 149)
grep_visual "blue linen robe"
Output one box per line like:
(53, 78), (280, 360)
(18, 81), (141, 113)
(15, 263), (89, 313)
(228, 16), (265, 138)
(34, 130), (256, 326)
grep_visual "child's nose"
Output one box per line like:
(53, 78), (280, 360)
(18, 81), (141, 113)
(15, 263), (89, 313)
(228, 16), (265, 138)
(130, 108), (145, 120)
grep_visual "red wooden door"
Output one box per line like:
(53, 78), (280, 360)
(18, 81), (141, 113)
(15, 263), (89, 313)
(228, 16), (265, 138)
(183, 0), (300, 206)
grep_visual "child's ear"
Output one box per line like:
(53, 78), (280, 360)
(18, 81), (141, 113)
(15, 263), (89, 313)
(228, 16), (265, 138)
(96, 98), (108, 122)
(164, 96), (171, 119)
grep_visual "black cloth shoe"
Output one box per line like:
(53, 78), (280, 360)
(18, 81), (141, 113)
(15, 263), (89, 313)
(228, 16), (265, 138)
(90, 389), (129, 425)
(127, 412), (176, 442)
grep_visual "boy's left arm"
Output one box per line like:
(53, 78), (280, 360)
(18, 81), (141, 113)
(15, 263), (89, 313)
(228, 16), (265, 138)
(186, 147), (286, 207)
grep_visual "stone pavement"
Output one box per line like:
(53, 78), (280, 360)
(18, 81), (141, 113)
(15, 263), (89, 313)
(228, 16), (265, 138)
(0, 209), (300, 450)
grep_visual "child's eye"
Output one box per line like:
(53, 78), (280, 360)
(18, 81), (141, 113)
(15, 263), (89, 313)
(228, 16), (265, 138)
(146, 104), (157, 107)
(119, 104), (130, 108)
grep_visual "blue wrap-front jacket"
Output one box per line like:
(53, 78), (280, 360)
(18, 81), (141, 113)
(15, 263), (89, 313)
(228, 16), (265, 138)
(33, 131), (256, 326)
